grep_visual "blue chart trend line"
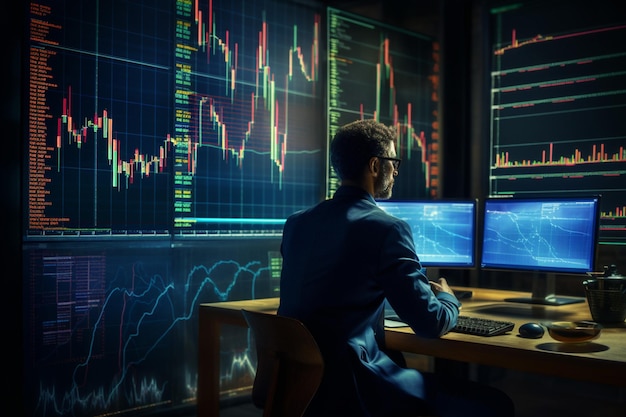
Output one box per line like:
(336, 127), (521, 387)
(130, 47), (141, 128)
(28, 244), (277, 417)
(481, 202), (596, 271)
(377, 201), (475, 267)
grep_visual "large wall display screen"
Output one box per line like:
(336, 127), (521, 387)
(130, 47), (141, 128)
(172, 0), (324, 237)
(25, 0), (324, 239)
(23, 240), (282, 417)
(26, 0), (174, 238)
(326, 8), (440, 200)
(489, 0), (626, 244)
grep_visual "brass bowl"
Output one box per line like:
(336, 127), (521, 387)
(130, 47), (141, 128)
(545, 321), (602, 343)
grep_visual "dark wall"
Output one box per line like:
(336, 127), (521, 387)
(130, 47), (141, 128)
(3, 1), (24, 408)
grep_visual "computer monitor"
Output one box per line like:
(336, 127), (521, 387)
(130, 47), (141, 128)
(377, 200), (477, 268)
(481, 196), (601, 305)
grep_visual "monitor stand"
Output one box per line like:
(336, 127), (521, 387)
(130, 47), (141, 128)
(504, 272), (585, 306)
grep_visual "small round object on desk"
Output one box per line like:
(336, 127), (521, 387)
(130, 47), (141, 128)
(545, 321), (602, 343)
(518, 322), (545, 339)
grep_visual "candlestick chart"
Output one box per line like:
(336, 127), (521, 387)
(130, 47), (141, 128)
(25, 0), (324, 238)
(326, 8), (440, 199)
(26, 0), (174, 237)
(489, 0), (626, 243)
(172, 0), (324, 236)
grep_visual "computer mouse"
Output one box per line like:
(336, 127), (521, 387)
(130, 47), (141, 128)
(518, 322), (545, 339)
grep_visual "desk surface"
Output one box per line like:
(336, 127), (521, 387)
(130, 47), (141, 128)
(199, 286), (626, 386)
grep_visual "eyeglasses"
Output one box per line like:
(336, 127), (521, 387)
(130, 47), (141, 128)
(377, 156), (402, 171)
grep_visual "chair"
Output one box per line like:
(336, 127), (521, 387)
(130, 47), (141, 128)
(242, 309), (324, 417)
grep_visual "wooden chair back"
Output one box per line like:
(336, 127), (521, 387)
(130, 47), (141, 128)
(242, 309), (324, 417)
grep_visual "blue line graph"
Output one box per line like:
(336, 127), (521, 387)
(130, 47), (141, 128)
(25, 241), (281, 416)
(377, 200), (476, 267)
(481, 198), (599, 273)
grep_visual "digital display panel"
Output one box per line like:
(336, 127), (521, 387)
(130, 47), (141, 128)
(26, 0), (174, 237)
(172, 0), (325, 237)
(481, 196), (600, 274)
(377, 200), (476, 268)
(488, 0), (626, 244)
(25, 0), (324, 239)
(23, 239), (282, 417)
(327, 8), (440, 200)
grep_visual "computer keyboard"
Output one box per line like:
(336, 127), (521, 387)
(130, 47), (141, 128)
(384, 314), (515, 336)
(452, 315), (515, 336)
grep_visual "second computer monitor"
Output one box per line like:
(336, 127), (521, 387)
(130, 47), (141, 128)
(481, 196), (600, 274)
(377, 200), (477, 268)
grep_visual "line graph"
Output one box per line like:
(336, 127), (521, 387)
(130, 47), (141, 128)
(26, 240), (281, 416)
(481, 198), (599, 273)
(377, 201), (475, 267)
(493, 24), (626, 56)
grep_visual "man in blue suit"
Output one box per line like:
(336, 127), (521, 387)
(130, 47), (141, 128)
(278, 119), (514, 417)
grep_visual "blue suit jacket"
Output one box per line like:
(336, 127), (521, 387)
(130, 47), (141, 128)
(277, 186), (461, 416)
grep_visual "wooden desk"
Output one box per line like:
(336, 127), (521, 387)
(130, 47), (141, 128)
(197, 287), (626, 416)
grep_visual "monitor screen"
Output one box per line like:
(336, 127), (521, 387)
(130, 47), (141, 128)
(24, 0), (324, 239)
(487, 0), (626, 244)
(481, 196), (600, 274)
(377, 200), (476, 268)
(326, 7), (440, 200)
(23, 238), (282, 417)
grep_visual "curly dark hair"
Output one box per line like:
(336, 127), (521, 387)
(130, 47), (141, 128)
(330, 119), (396, 181)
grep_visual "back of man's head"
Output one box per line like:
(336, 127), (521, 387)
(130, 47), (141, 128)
(330, 119), (395, 181)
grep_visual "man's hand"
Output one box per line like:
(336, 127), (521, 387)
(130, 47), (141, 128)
(430, 277), (455, 297)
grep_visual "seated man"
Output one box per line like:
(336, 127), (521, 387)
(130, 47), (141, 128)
(277, 119), (514, 417)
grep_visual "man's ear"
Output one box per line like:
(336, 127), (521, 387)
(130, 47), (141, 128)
(368, 156), (379, 175)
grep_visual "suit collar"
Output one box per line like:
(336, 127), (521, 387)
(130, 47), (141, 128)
(334, 185), (376, 205)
